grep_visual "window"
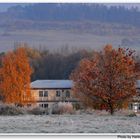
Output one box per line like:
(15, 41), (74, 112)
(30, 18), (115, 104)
(138, 104), (140, 110)
(66, 90), (70, 97)
(39, 104), (43, 108)
(129, 103), (133, 110)
(44, 104), (48, 108)
(39, 91), (43, 97)
(44, 91), (48, 97)
(56, 91), (61, 97)
(39, 104), (48, 108)
(39, 90), (48, 97)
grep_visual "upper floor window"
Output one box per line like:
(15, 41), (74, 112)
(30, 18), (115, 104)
(56, 90), (61, 97)
(39, 91), (43, 97)
(39, 90), (48, 97)
(44, 91), (48, 97)
(66, 90), (70, 97)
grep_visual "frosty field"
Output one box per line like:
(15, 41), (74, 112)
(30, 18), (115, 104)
(0, 114), (140, 133)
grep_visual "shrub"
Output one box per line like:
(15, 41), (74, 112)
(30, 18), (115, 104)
(27, 107), (48, 115)
(52, 102), (74, 114)
(115, 109), (136, 117)
(73, 103), (81, 110)
(93, 110), (109, 116)
(0, 104), (26, 115)
(128, 112), (136, 117)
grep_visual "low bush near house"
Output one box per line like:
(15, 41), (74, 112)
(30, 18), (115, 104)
(52, 102), (74, 114)
(115, 109), (136, 117)
(128, 113), (136, 117)
(0, 104), (49, 115)
(93, 110), (109, 116)
(27, 107), (49, 115)
(0, 104), (26, 115)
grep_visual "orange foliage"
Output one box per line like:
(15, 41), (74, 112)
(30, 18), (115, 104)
(0, 47), (34, 105)
(71, 45), (136, 114)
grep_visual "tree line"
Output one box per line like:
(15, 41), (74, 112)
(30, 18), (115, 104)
(21, 45), (93, 81)
(4, 3), (140, 27)
(0, 46), (91, 82)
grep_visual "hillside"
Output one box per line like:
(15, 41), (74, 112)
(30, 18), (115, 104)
(2, 3), (140, 27)
(0, 3), (140, 52)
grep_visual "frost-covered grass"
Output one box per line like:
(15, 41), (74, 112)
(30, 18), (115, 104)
(0, 113), (140, 133)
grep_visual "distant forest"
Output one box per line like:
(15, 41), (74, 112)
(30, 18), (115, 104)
(3, 3), (140, 27)
(0, 45), (93, 81)
(0, 45), (140, 81)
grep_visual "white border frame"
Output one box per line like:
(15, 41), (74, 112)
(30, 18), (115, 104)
(0, 1), (139, 136)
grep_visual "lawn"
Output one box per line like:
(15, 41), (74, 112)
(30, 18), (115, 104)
(0, 113), (139, 133)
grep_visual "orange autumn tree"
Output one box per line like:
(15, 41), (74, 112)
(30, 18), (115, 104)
(0, 47), (33, 106)
(70, 45), (136, 115)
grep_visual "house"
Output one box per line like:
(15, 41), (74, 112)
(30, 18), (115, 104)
(130, 80), (140, 112)
(28, 80), (79, 109)
(28, 79), (140, 112)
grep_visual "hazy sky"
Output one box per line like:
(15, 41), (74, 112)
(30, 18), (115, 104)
(0, 3), (26, 12)
(0, 3), (140, 12)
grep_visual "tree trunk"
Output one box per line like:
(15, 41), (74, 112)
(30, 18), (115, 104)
(110, 107), (114, 115)
(109, 102), (114, 115)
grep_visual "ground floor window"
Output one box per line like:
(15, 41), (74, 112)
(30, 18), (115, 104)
(129, 103), (140, 112)
(129, 103), (133, 110)
(138, 104), (140, 110)
(39, 103), (49, 108)
(39, 104), (43, 108)
(44, 104), (48, 108)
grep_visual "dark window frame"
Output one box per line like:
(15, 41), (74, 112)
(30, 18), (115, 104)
(39, 91), (44, 97)
(56, 90), (61, 97)
(66, 90), (70, 97)
(44, 91), (48, 97)
(44, 104), (48, 108)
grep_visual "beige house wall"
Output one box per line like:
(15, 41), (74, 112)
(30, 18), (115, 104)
(29, 88), (77, 108)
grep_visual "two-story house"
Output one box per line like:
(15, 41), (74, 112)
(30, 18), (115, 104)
(28, 79), (140, 113)
(28, 80), (78, 109)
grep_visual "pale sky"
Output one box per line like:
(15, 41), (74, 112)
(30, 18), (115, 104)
(0, 3), (140, 12)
